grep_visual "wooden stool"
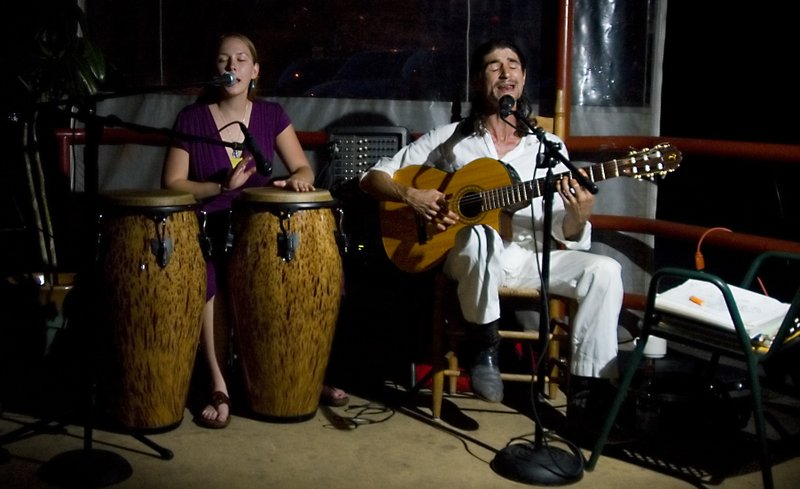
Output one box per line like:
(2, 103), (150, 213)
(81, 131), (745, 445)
(429, 273), (574, 420)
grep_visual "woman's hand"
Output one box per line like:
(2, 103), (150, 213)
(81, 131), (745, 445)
(224, 157), (257, 191)
(272, 176), (315, 192)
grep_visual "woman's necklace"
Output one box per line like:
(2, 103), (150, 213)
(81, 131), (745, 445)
(218, 101), (250, 158)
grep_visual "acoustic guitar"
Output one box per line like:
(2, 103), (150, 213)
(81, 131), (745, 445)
(379, 143), (682, 273)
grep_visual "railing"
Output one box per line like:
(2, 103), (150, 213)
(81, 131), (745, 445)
(589, 214), (800, 311)
(54, 126), (800, 310)
(54, 127), (330, 180)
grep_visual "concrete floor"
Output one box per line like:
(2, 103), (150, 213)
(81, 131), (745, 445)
(2, 373), (799, 489)
(2, 271), (799, 488)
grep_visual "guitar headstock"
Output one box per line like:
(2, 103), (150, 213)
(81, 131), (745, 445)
(620, 143), (682, 180)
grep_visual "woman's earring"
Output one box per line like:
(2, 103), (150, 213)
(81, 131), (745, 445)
(249, 79), (257, 90)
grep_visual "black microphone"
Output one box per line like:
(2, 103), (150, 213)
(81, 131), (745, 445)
(498, 95), (515, 118)
(237, 122), (272, 176)
(209, 71), (236, 87)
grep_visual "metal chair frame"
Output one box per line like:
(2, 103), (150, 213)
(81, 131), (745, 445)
(587, 250), (800, 489)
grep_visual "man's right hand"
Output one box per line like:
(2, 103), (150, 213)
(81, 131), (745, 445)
(405, 187), (459, 231)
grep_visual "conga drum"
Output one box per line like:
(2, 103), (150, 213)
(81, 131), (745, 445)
(96, 189), (206, 431)
(227, 188), (343, 421)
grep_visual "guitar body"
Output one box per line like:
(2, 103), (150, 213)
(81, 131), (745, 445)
(380, 158), (515, 274)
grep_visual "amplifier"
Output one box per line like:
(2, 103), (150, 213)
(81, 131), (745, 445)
(327, 126), (408, 184)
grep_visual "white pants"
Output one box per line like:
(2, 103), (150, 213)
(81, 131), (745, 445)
(443, 225), (624, 378)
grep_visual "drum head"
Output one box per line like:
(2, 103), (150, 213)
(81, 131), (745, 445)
(238, 187), (333, 204)
(101, 189), (197, 208)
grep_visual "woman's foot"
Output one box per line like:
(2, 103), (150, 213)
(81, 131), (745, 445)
(320, 385), (349, 407)
(196, 391), (231, 429)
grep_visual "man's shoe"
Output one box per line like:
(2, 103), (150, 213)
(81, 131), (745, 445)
(469, 320), (503, 403)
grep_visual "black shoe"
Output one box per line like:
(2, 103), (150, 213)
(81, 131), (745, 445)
(468, 320), (504, 403)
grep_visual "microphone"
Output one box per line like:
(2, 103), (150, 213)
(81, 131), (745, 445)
(237, 122), (272, 176)
(209, 71), (236, 87)
(498, 95), (515, 118)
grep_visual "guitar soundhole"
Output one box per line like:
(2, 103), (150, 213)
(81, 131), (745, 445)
(459, 191), (482, 219)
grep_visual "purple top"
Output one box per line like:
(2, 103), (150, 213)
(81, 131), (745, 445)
(170, 99), (292, 299)
(172, 99), (291, 213)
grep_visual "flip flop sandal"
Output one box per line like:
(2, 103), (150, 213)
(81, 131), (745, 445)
(320, 386), (350, 407)
(196, 391), (231, 429)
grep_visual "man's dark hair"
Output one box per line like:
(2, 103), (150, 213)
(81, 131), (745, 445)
(469, 38), (528, 80)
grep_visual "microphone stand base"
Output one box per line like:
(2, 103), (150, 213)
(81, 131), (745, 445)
(38, 448), (132, 488)
(491, 443), (584, 486)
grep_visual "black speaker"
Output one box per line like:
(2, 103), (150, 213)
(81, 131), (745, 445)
(318, 126), (407, 267)
(326, 126), (408, 184)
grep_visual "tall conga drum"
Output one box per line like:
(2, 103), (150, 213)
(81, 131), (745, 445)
(96, 189), (206, 431)
(227, 188), (343, 421)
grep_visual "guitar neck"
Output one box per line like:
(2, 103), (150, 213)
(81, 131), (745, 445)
(482, 162), (601, 211)
(481, 150), (670, 211)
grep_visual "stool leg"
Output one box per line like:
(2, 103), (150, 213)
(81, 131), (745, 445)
(446, 351), (458, 394)
(547, 298), (568, 399)
(431, 368), (444, 420)
(547, 326), (561, 399)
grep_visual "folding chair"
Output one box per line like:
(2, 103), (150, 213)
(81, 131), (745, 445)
(587, 250), (800, 489)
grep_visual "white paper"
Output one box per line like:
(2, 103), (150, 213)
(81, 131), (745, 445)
(654, 279), (790, 339)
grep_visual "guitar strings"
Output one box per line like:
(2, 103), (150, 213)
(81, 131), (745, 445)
(446, 145), (679, 212)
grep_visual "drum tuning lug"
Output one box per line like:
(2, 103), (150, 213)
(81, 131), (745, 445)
(335, 231), (349, 256)
(223, 209), (235, 256)
(333, 208), (348, 255)
(277, 232), (299, 262)
(151, 238), (174, 268)
(197, 210), (213, 259)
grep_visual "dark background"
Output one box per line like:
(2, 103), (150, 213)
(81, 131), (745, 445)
(656, 3), (799, 293)
(3, 1), (798, 297)
(2, 2), (799, 393)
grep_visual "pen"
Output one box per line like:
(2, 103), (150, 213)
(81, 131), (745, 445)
(689, 295), (703, 306)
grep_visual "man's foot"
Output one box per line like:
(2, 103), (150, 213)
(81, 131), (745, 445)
(470, 357), (504, 402)
(196, 391), (231, 429)
(320, 385), (349, 407)
(469, 320), (503, 403)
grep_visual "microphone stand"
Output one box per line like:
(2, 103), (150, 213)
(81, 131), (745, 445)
(491, 115), (596, 486)
(23, 98), (137, 489)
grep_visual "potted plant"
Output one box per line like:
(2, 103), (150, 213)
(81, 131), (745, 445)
(11, 1), (106, 276)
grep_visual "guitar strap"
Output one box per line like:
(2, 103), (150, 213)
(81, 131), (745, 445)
(429, 118), (474, 172)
